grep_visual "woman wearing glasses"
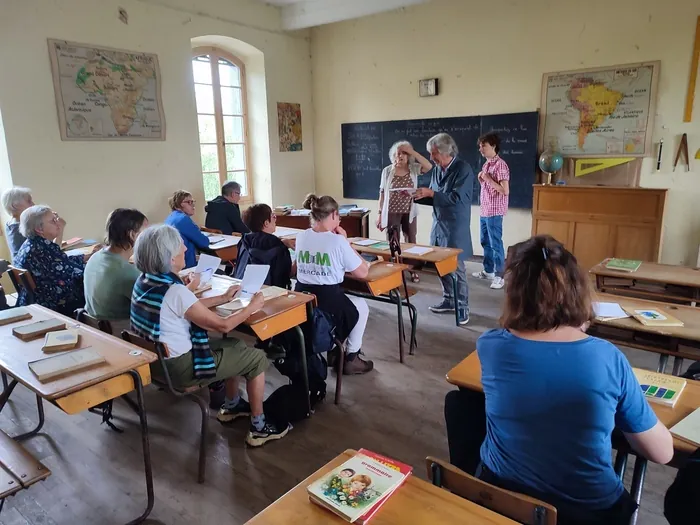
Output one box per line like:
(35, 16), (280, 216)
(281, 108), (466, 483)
(165, 190), (211, 269)
(14, 205), (92, 315)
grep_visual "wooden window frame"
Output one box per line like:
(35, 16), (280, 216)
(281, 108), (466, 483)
(192, 46), (253, 205)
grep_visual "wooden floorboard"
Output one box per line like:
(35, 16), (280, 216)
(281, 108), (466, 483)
(0, 263), (679, 524)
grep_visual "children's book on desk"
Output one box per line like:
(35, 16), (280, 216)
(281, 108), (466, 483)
(43, 329), (80, 353)
(307, 449), (412, 524)
(0, 307), (32, 326)
(670, 407), (700, 447)
(604, 258), (642, 272)
(626, 308), (684, 327)
(28, 348), (106, 382)
(12, 319), (66, 341)
(368, 241), (391, 251)
(634, 368), (687, 407)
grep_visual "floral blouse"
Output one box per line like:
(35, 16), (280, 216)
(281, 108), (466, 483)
(14, 237), (85, 314)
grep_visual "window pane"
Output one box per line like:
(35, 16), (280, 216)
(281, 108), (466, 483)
(192, 55), (212, 84)
(218, 60), (240, 87)
(195, 84), (214, 114)
(200, 145), (219, 172)
(225, 144), (245, 171)
(221, 87), (242, 115)
(197, 115), (217, 144)
(223, 116), (244, 143)
(227, 171), (247, 196)
(203, 172), (220, 202)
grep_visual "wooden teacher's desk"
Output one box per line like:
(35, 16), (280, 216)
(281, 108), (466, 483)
(589, 292), (700, 375)
(0, 305), (157, 524)
(591, 260), (700, 306)
(246, 449), (518, 525)
(277, 211), (370, 238)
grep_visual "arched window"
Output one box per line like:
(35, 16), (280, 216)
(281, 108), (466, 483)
(191, 47), (252, 202)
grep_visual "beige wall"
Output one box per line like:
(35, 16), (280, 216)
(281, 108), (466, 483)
(0, 0), (315, 246)
(310, 0), (700, 265)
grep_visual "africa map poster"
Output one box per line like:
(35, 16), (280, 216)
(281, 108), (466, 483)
(48, 39), (165, 141)
(539, 61), (659, 157)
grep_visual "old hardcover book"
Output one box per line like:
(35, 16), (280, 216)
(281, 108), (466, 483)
(12, 319), (67, 341)
(0, 307), (32, 326)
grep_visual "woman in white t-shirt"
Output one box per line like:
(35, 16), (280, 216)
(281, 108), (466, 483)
(294, 194), (373, 375)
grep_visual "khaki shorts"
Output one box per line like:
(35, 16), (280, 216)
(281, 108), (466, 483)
(151, 337), (268, 389)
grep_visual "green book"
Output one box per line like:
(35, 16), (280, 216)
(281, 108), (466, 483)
(605, 258), (642, 273)
(369, 241), (391, 251)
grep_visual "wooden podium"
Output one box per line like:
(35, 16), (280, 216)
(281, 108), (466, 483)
(531, 185), (666, 270)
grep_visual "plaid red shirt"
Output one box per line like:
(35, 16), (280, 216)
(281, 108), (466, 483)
(479, 155), (510, 217)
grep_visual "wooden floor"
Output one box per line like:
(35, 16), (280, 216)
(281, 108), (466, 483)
(0, 262), (678, 524)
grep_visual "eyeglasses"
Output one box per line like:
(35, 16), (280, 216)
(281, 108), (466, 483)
(182, 199), (195, 205)
(271, 213), (277, 220)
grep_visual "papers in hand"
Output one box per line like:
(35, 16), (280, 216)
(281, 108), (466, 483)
(389, 187), (416, 196)
(193, 254), (221, 285)
(217, 286), (287, 313)
(593, 302), (630, 321)
(239, 264), (269, 299)
(403, 245), (433, 256)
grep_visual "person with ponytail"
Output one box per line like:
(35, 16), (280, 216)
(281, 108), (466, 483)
(294, 194), (374, 375)
(445, 235), (673, 525)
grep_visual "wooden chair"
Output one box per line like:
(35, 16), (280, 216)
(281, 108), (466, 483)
(0, 430), (50, 513)
(200, 227), (223, 234)
(121, 330), (210, 483)
(74, 308), (113, 335)
(6, 266), (36, 305)
(426, 457), (557, 525)
(331, 337), (347, 405)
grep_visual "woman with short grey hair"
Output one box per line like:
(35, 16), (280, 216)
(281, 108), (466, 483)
(1, 186), (65, 260)
(376, 140), (432, 283)
(14, 205), (87, 315)
(130, 224), (290, 447)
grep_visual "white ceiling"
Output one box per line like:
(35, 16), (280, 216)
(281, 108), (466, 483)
(256, 0), (430, 30)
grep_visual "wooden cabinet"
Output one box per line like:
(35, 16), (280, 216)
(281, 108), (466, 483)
(532, 186), (666, 270)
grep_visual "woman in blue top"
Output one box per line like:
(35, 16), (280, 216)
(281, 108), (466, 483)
(446, 235), (674, 525)
(164, 190), (210, 269)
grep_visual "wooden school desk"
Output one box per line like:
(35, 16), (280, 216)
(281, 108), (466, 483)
(274, 226), (304, 240)
(350, 239), (463, 326)
(201, 276), (316, 414)
(205, 233), (241, 262)
(591, 260), (700, 306)
(0, 305), (157, 524)
(342, 261), (414, 362)
(446, 352), (700, 525)
(246, 449), (518, 525)
(589, 292), (700, 375)
(277, 211), (370, 238)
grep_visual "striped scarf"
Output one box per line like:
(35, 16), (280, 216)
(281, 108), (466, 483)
(130, 272), (216, 380)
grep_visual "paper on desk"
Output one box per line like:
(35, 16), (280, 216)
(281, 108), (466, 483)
(403, 246), (433, 256)
(207, 235), (225, 244)
(64, 248), (86, 257)
(593, 302), (630, 320)
(193, 254), (221, 285)
(670, 407), (700, 447)
(239, 264), (270, 299)
(290, 209), (311, 216)
(353, 238), (381, 247)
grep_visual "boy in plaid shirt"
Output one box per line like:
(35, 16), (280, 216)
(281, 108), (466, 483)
(473, 133), (510, 289)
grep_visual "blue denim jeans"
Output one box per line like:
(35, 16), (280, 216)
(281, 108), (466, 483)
(480, 215), (504, 277)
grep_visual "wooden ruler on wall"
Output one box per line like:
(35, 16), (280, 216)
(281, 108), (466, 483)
(684, 16), (700, 122)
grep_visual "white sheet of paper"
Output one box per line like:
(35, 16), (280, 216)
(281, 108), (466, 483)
(388, 188), (416, 195)
(593, 302), (629, 319)
(352, 238), (381, 246)
(403, 246), (433, 255)
(64, 248), (85, 257)
(207, 235), (225, 244)
(671, 407), (700, 446)
(239, 264), (270, 299)
(193, 254), (221, 285)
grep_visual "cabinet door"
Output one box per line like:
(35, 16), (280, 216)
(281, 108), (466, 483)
(534, 220), (572, 249)
(614, 225), (657, 262)
(572, 222), (613, 270)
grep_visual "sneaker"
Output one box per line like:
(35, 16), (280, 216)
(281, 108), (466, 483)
(490, 277), (505, 290)
(343, 352), (374, 375)
(429, 300), (455, 314)
(217, 398), (251, 424)
(472, 270), (495, 280)
(246, 421), (291, 447)
(458, 308), (470, 326)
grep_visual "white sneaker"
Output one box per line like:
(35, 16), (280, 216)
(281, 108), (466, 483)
(490, 277), (505, 289)
(472, 270), (495, 280)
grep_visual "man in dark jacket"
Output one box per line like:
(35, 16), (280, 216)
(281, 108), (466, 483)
(204, 181), (250, 235)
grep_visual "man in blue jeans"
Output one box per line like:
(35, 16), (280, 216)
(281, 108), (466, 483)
(472, 133), (510, 289)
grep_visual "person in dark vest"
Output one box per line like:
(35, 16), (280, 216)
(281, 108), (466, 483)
(204, 181), (249, 235)
(234, 203), (294, 288)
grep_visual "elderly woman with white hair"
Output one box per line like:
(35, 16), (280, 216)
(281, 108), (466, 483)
(130, 224), (289, 447)
(1, 187), (65, 260)
(13, 205), (87, 315)
(376, 141), (432, 283)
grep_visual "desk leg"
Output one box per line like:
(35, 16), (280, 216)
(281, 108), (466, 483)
(629, 458), (648, 525)
(1, 372), (7, 391)
(125, 369), (154, 525)
(0, 379), (18, 411)
(295, 317), (311, 417)
(15, 395), (45, 441)
(672, 357), (684, 376)
(452, 273), (459, 327)
(390, 290), (405, 364)
(656, 354), (669, 374)
(407, 302), (418, 356)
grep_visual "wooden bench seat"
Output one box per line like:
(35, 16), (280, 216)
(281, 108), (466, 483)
(0, 430), (50, 501)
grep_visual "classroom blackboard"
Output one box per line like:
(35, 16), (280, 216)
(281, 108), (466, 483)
(341, 111), (539, 209)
